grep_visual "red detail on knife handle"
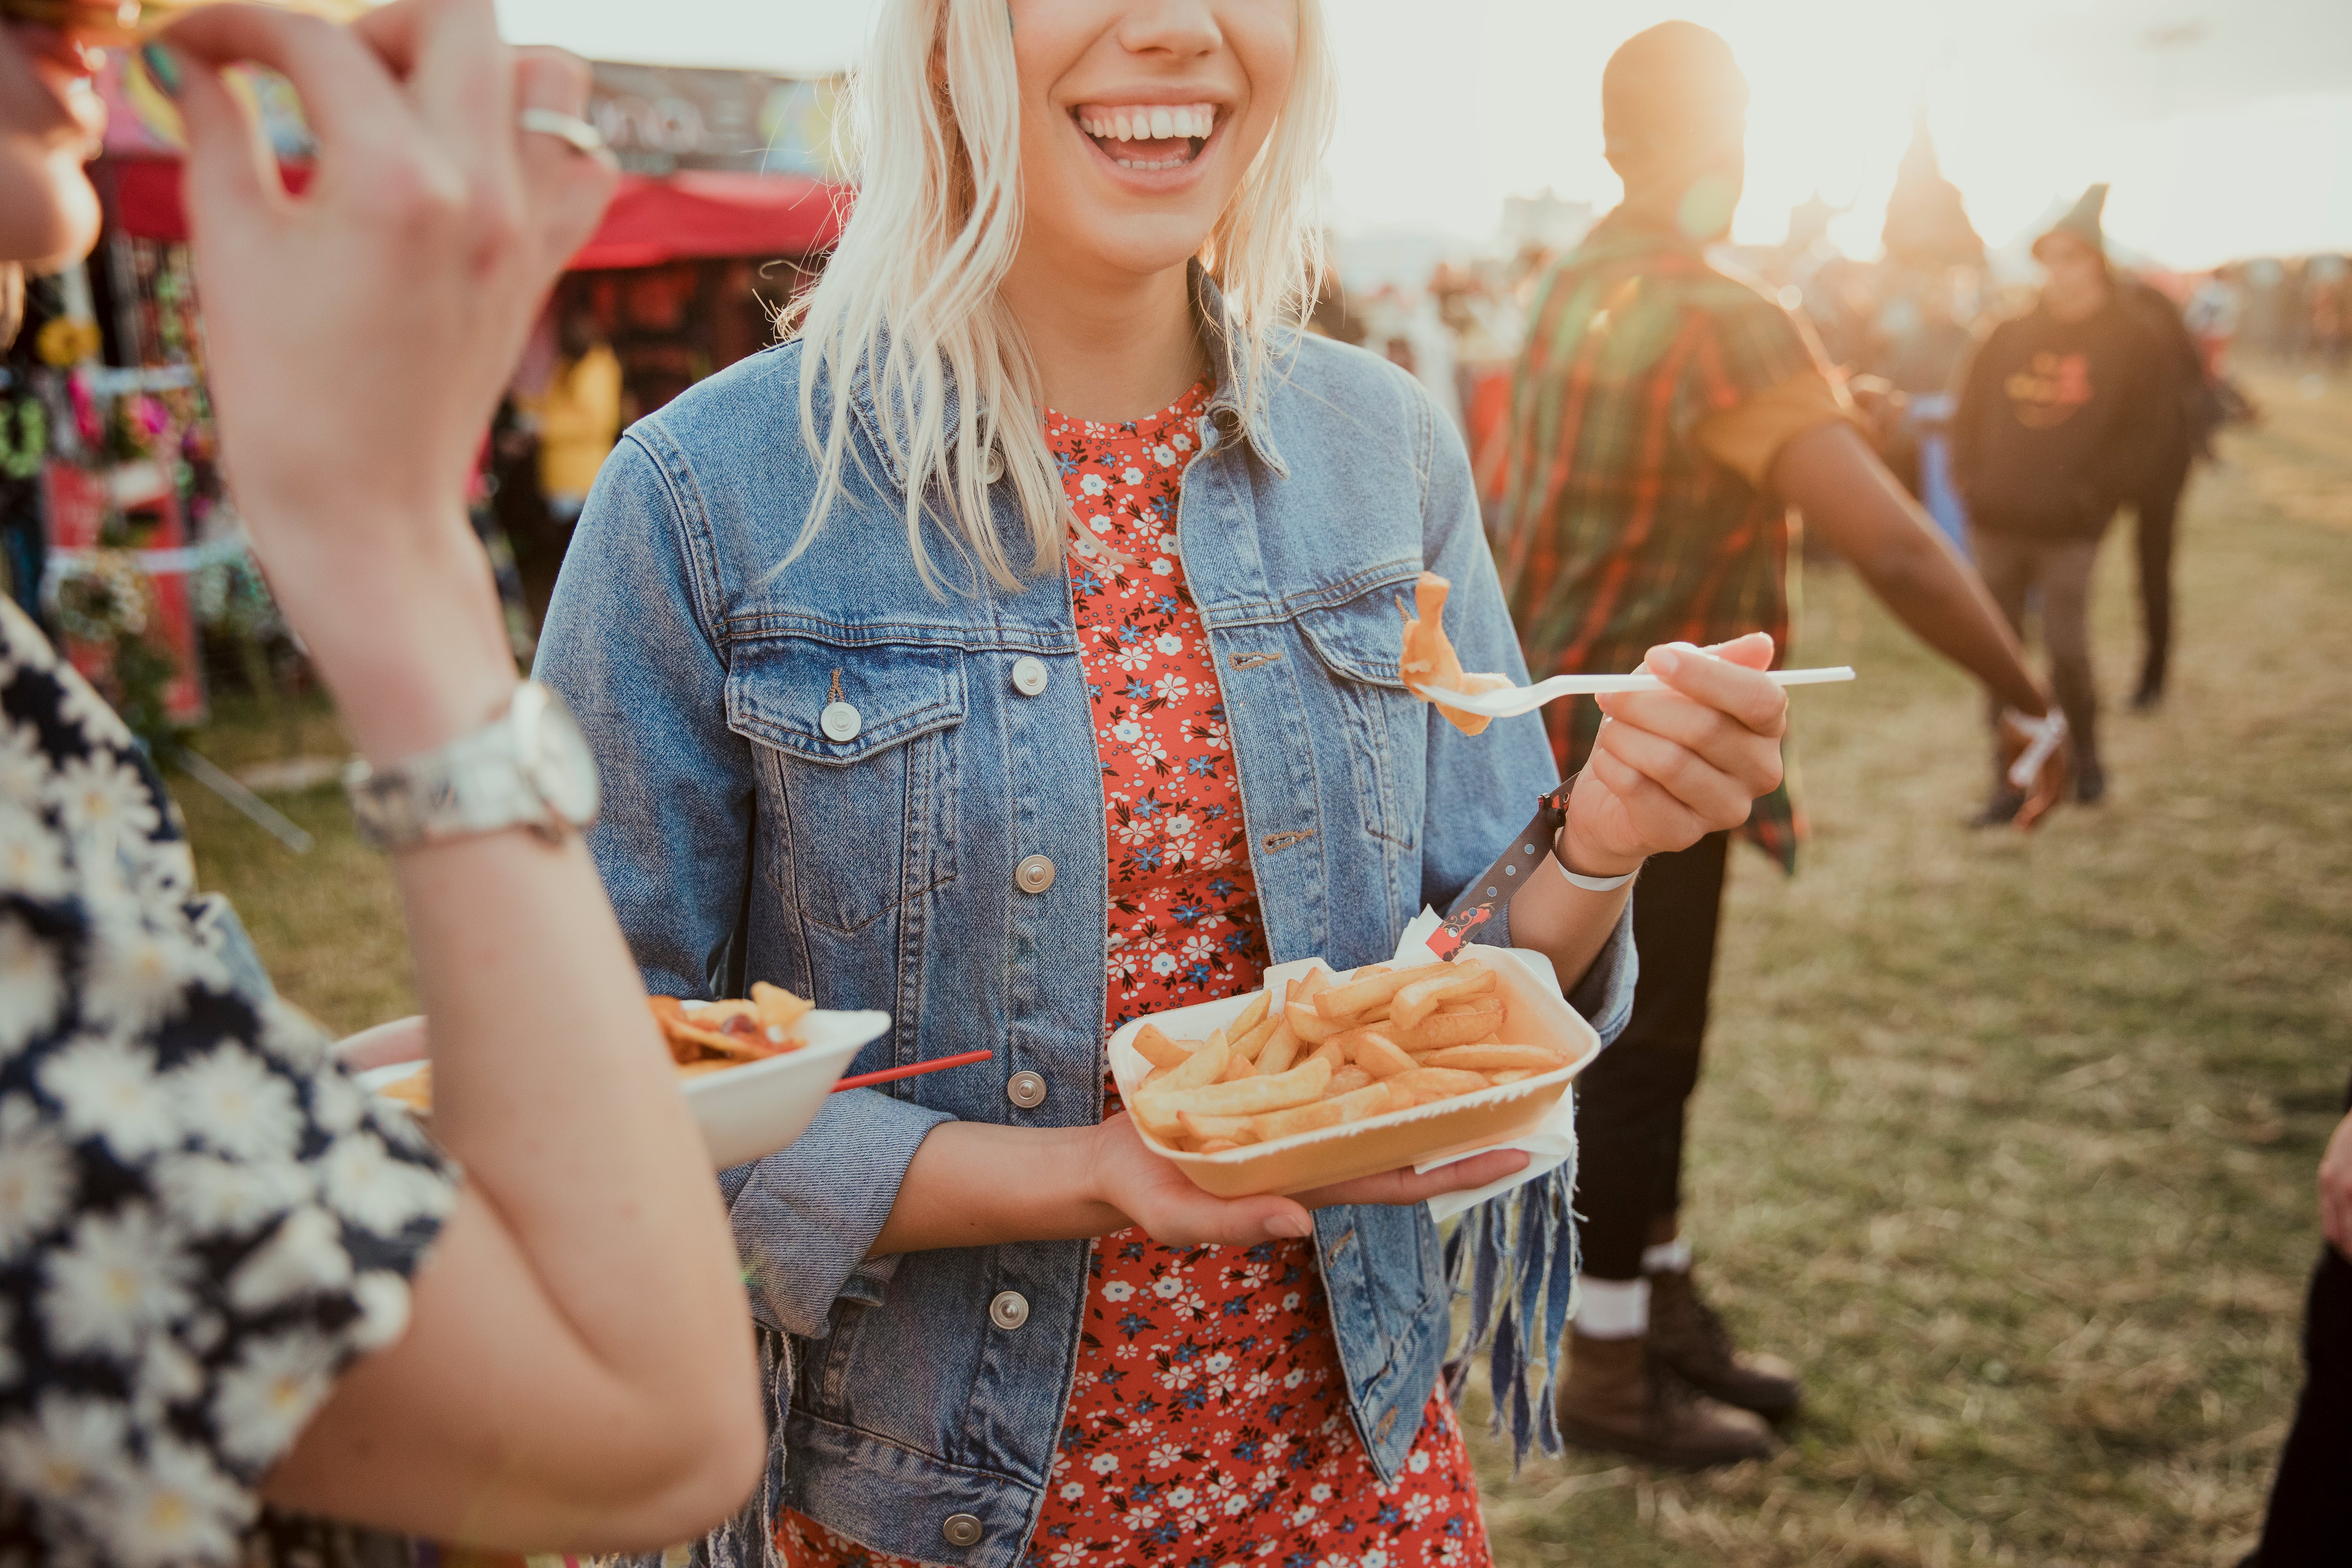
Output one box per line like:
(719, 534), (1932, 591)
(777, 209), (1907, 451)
(832, 1049), (994, 1092)
(1430, 785), (1576, 962)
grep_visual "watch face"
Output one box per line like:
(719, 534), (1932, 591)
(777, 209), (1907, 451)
(521, 687), (603, 829)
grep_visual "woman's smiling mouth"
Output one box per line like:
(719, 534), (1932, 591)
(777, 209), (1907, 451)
(1073, 101), (1218, 173)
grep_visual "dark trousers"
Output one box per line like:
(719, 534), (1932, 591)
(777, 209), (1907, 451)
(1972, 529), (2104, 787)
(1572, 830), (1729, 1281)
(2131, 484), (2183, 698)
(2251, 1074), (2352, 1567)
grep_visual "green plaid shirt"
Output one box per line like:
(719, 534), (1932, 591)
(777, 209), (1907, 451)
(1494, 217), (1831, 872)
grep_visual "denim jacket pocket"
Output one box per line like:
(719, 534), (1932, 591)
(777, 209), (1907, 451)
(1295, 588), (1422, 852)
(725, 636), (966, 934)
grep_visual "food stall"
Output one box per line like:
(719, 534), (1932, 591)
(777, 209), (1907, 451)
(17, 51), (849, 737)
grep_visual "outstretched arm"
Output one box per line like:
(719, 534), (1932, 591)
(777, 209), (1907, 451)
(1771, 421), (2049, 717)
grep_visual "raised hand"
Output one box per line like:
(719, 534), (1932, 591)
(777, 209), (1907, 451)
(1561, 632), (1789, 874)
(160, 0), (616, 760)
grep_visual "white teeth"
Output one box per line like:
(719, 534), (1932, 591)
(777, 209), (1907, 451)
(1114, 112), (1133, 141)
(1149, 107), (1174, 139)
(1079, 104), (1215, 143)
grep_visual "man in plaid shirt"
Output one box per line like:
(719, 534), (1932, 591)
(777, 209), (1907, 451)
(1496, 22), (2060, 1469)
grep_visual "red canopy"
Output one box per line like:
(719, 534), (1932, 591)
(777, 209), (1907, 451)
(107, 159), (847, 269)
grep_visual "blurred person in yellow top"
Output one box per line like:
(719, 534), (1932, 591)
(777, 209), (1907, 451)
(526, 311), (622, 520)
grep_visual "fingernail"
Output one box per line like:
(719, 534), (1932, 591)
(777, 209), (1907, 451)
(141, 42), (182, 99)
(1264, 1213), (1311, 1240)
(1648, 646), (1682, 677)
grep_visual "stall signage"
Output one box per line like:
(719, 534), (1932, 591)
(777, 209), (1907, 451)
(588, 63), (843, 178)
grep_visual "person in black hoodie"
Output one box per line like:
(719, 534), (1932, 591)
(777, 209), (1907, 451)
(2116, 273), (2212, 709)
(1953, 185), (2152, 816)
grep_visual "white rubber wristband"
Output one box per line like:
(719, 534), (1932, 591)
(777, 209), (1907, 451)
(1549, 830), (1637, 892)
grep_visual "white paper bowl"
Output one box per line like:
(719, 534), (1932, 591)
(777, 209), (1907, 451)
(356, 1007), (892, 1170)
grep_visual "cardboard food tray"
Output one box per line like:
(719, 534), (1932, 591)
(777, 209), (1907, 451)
(1107, 948), (1600, 1198)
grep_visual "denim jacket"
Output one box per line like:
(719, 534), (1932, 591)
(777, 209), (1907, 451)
(536, 272), (1635, 1568)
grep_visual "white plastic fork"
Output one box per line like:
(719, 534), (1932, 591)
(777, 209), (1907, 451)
(1413, 665), (1857, 719)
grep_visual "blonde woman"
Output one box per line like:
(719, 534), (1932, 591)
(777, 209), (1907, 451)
(539, 2), (1789, 1563)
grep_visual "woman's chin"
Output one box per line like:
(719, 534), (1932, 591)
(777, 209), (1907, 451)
(0, 147), (100, 268)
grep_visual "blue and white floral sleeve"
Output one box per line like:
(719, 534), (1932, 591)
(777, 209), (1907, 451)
(0, 603), (456, 1568)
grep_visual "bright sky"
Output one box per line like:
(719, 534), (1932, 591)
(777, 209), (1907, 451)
(497, 0), (2352, 271)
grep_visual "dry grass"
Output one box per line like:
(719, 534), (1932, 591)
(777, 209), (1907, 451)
(1463, 364), (2352, 1565)
(170, 368), (2352, 1567)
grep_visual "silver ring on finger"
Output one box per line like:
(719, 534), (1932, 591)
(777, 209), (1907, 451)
(519, 108), (608, 157)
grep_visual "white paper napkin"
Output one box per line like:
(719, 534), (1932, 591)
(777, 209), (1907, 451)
(1383, 908), (1581, 1222)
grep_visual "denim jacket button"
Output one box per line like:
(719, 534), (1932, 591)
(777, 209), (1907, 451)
(942, 1514), (984, 1548)
(1010, 656), (1049, 696)
(1006, 1070), (1046, 1108)
(819, 701), (862, 742)
(1015, 854), (1056, 893)
(989, 1290), (1030, 1330)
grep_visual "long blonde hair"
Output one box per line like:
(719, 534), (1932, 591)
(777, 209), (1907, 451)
(781, 0), (1336, 593)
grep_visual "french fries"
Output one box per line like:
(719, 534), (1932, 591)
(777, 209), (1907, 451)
(1125, 959), (1570, 1154)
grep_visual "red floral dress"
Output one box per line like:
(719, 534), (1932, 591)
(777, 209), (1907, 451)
(779, 384), (1491, 1568)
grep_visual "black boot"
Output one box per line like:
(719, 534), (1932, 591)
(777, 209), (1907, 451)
(1646, 1267), (1803, 1423)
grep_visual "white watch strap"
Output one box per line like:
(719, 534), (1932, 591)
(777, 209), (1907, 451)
(345, 690), (557, 850)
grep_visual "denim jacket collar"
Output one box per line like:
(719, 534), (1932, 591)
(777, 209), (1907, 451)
(839, 260), (1288, 489)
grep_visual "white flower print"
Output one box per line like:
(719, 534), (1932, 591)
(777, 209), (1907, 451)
(1150, 557), (1175, 576)
(1112, 642), (1153, 674)
(0, 803), (71, 902)
(1049, 1541), (1091, 1568)
(0, 724), (52, 811)
(1309, 1483), (1334, 1504)
(1166, 1485), (1195, 1508)
(1123, 1503), (1161, 1530)
(1180, 935), (1216, 968)
(1152, 445), (1176, 465)
(1152, 1276), (1184, 1298)
(0, 913), (64, 1053)
(1154, 633), (1184, 656)
(1160, 1361), (1197, 1390)
(1400, 1494), (1434, 1525)
(347, 1269), (415, 1353)
(1089, 1451), (1119, 1475)
(1284, 1367), (1308, 1389)
(212, 1330), (340, 1467)
(1363, 1549), (1389, 1568)
(1406, 1448), (1431, 1474)
(1150, 953), (1177, 976)
(1080, 473), (1109, 496)
(40, 1035), (179, 1162)
(1153, 672), (1191, 704)
(1102, 1280), (1134, 1302)
(1121, 467), (1144, 485)
(172, 1045), (304, 1162)
(1223, 1492), (1250, 1516)
(1282, 1290), (1302, 1310)
(1289, 1504), (1316, 1527)
(1165, 813), (1195, 839)
(46, 750), (160, 849)
(52, 669), (134, 750)
(152, 1152), (304, 1238)
(1172, 430), (1193, 452)
(1148, 1441), (1184, 1468)
(79, 909), (222, 1041)
(1130, 738), (1168, 771)
(227, 1204), (354, 1313)
(1111, 720), (1144, 745)
(321, 1130), (446, 1233)
(101, 1436), (250, 1568)
(0, 1392), (127, 1499)
(43, 1204), (196, 1356)
(1199, 719), (1232, 751)
(0, 1098), (73, 1258)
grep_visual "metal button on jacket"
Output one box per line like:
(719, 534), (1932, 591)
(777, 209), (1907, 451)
(1010, 656), (1049, 697)
(989, 1290), (1030, 1330)
(1015, 853), (1056, 893)
(819, 701), (862, 743)
(941, 1514), (984, 1548)
(1006, 1070), (1046, 1109)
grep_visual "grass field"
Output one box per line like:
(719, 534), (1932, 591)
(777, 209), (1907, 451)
(171, 365), (2352, 1568)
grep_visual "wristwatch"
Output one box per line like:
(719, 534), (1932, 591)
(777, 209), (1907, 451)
(344, 681), (601, 850)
